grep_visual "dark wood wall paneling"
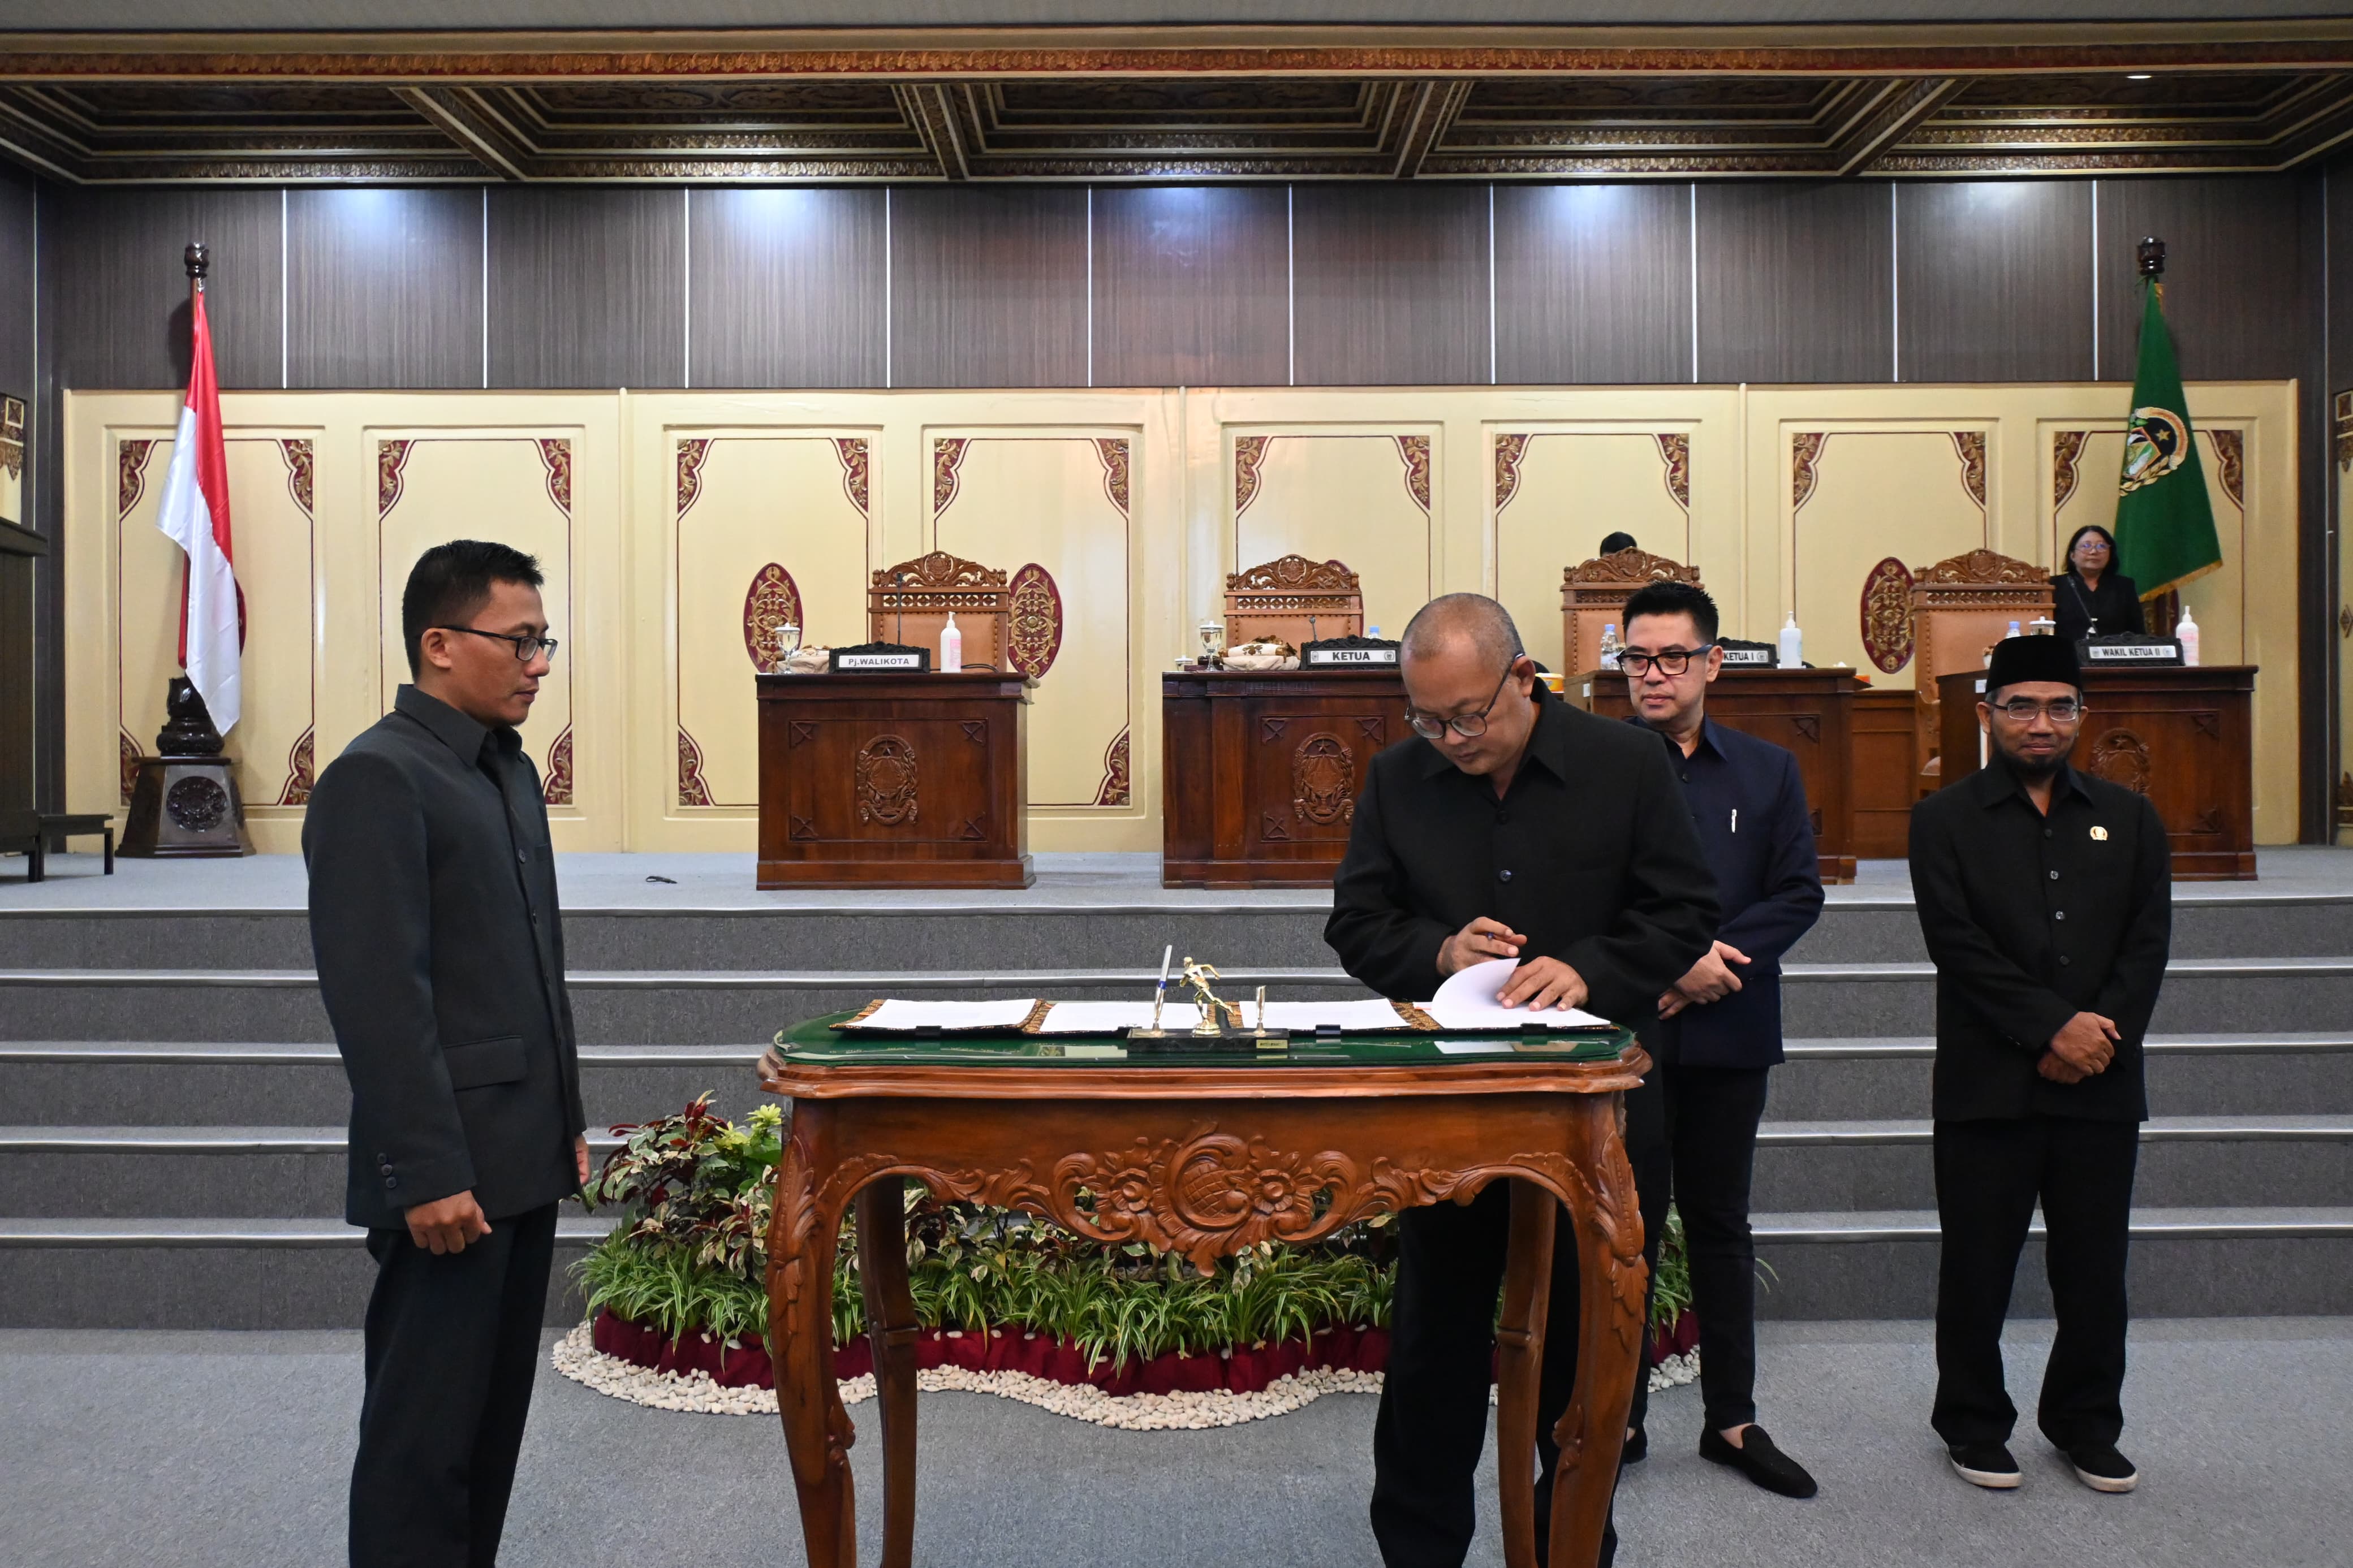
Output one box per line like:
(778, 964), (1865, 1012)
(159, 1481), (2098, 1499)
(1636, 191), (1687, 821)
(1697, 183), (1893, 385)
(287, 188), (483, 390)
(486, 187), (685, 390)
(1091, 185), (1290, 388)
(1291, 184), (1488, 387)
(889, 186), (1088, 388)
(1898, 182), (2094, 383)
(0, 171), (30, 813)
(689, 188), (887, 388)
(38, 186), (284, 391)
(1495, 183), (1692, 386)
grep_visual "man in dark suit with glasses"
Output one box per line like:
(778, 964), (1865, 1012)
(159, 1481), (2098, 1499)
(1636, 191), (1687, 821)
(305, 538), (588, 1567)
(1326, 592), (1718, 1567)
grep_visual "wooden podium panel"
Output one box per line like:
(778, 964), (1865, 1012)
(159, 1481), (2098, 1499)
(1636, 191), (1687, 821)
(1567, 665), (1861, 884)
(1162, 668), (1403, 888)
(756, 672), (1033, 889)
(1935, 666), (2256, 881)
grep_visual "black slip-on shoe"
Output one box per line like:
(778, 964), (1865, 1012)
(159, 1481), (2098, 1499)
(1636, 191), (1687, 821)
(1699, 1424), (1819, 1498)
(2065, 1443), (2140, 1493)
(1947, 1442), (2023, 1489)
(1621, 1428), (1648, 1465)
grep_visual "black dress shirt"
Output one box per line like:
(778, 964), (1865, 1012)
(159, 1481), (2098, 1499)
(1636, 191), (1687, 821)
(1628, 718), (1824, 1068)
(304, 685), (587, 1228)
(1908, 756), (2171, 1124)
(1324, 684), (1720, 1023)
(2050, 571), (2145, 645)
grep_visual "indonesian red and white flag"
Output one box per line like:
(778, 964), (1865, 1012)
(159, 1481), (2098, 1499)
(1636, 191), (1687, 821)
(156, 286), (242, 734)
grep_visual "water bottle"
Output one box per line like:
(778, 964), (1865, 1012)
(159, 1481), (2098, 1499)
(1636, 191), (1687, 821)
(2177, 606), (2201, 667)
(1777, 613), (1803, 669)
(1598, 623), (1620, 666)
(2006, 620), (2022, 639)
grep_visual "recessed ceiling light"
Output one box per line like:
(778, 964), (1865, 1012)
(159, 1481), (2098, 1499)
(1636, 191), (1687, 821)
(2127, 73), (2153, 80)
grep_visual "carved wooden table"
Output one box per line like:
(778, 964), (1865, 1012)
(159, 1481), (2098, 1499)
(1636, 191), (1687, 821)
(1160, 666), (1404, 887)
(755, 671), (1033, 889)
(1936, 665), (2256, 879)
(759, 1016), (1652, 1568)
(1567, 664), (1864, 883)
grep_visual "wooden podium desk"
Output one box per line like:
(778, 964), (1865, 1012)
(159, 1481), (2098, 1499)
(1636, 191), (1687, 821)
(1934, 665), (2257, 880)
(1566, 665), (1863, 884)
(756, 671), (1033, 890)
(760, 1015), (1651, 1568)
(1161, 666), (1405, 888)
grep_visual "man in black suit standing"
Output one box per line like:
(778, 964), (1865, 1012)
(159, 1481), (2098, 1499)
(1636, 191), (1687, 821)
(1613, 581), (1824, 1499)
(1326, 593), (1718, 1567)
(305, 539), (588, 1567)
(1910, 633), (2169, 1496)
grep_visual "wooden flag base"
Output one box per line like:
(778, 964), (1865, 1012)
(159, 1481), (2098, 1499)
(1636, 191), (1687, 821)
(120, 756), (253, 858)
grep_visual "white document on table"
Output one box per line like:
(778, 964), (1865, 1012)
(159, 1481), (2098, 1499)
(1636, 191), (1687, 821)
(1258, 999), (1412, 1033)
(1031, 1000), (1204, 1034)
(1420, 958), (1614, 1033)
(841, 999), (1041, 1031)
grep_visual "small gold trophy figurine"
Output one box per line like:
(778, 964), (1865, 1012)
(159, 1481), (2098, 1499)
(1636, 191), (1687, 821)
(1182, 956), (1230, 1037)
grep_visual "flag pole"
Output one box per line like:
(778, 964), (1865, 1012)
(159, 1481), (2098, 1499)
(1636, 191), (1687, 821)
(2132, 235), (2182, 634)
(174, 243), (207, 686)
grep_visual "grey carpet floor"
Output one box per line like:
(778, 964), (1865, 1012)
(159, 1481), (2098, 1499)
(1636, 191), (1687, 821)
(2, 1318), (2345, 1568)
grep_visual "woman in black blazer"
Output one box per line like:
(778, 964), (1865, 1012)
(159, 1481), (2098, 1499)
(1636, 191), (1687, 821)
(2052, 524), (2145, 643)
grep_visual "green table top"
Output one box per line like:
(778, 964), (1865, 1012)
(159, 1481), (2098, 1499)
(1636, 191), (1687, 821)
(774, 1012), (1634, 1069)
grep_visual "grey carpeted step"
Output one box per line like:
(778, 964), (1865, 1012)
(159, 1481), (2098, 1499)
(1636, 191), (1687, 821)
(0, 966), (1380, 1043)
(0, 1043), (769, 1128)
(0, 1216), (609, 1329)
(1785, 895), (2353, 966)
(1766, 1034), (2353, 1120)
(1751, 1207), (2353, 1318)
(1746, 1117), (2353, 1212)
(0, 1128), (630, 1217)
(6, 956), (2347, 1044)
(1779, 958), (2353, 1038)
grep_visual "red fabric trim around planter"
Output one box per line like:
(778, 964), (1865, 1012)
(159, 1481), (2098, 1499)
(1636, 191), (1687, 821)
(588, 1308), (1697, 1393)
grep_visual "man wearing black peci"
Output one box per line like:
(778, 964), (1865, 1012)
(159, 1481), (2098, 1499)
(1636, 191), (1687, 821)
(305, 540), (589, 1567)
(1613, 580), (1824, 1500)
(1326, 593), (1719, 1568)
(1910, 633), (2170, 1497)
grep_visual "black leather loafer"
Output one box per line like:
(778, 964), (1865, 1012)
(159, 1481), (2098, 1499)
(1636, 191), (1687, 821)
(1700, 1424), (1818, 1498)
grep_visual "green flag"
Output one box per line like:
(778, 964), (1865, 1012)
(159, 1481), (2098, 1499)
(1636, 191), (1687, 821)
(2113, 278), (2222, 599)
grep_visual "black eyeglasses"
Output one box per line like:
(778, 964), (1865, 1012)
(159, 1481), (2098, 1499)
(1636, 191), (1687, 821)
(434, 626), (559, 662)
(1990, 698), (2082, 722)
(1407, 665), (1517, 741)
(1616, 645), (1715, 678)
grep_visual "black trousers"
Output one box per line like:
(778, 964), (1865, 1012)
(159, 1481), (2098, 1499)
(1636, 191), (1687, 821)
(1623, 1062), (1773, 1438)
(351, 1202), (558, 1568)
(1369, 1181), (1616, 1568)
(1931, 1115), (2139, 1452)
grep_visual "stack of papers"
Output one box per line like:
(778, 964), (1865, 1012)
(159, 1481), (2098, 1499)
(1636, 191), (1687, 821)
(838, 999), (1041, 1032)
(1029, 1000), (1204, 1034)
(1419, 959), (1615, 1033)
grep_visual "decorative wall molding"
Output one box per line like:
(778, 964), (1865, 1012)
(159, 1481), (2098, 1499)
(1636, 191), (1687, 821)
(1393, 434), (1432, 515)
(743, 563), (804, 673)
(278, 438), (313, 516)
(1859, 556), (1915, 674)
(1790, 431), (1827, 512)
(677, 726), (714, 808)
(676, 437), (710, 520)
(536, 437), (573, 517)
(933, 437), (970, 516)
(376, 438), (411, 517)
(1950, 429), (1987, 510)
(1492, 433), (1528, 512)
(834, 437), (870, 519)
(1232, 435), (1270, 518)
(1654, 432), (1690, 513)
(116, 439), (155, 520)
(1093, 727), (1131, 809)
(542, 724), (574, 806)
(1092, 437), (1130, 519)
(275, 725), (316, 807)
(2052, 429), (2091, 511)
(2209, 427), (2246, 510)
(1006, 561), (1063, 680)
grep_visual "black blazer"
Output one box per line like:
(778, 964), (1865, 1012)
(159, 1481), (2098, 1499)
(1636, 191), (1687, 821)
(1908, 758), (2171, 1124)
(1324, 685), (1719, 1024)
(2050, 571), (2144, 645)
(303, 686), (587, 1228)
(1631, 719), (1824, 1068)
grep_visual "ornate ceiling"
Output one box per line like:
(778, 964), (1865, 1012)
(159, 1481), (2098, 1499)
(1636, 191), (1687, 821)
(3, 25), (2351, 183)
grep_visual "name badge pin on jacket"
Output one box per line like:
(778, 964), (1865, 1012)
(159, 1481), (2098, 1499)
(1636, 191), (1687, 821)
(2090, 826), (2109, 841)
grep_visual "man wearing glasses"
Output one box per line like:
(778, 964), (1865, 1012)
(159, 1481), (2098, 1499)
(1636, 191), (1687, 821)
(304, 539), (588, 1567)
(1613, 580), (1824, 1501)
(1910, 634), (2170, 1497)
(1326, 593), (1718, 1568)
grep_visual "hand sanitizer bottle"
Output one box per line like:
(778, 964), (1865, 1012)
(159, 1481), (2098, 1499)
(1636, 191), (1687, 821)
(940, 611), (963, 671)
(2177, 605), (2200, 667)
(2007, 620), (2022, 639)
(1777, 612), (1803, 669)
(1598, 623), (1620, 664)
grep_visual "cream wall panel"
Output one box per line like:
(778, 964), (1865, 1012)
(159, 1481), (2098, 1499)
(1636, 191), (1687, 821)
(1232, 431), (1433, 641)
(1791, 428), (1989, 688)
(931, 433), (1135, 811)
(673, 433), (876, 810)
(1494, 430), (1692, 669)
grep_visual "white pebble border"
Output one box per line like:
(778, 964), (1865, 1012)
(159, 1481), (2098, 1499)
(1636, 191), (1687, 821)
(554, 1323), (1699, 1427)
